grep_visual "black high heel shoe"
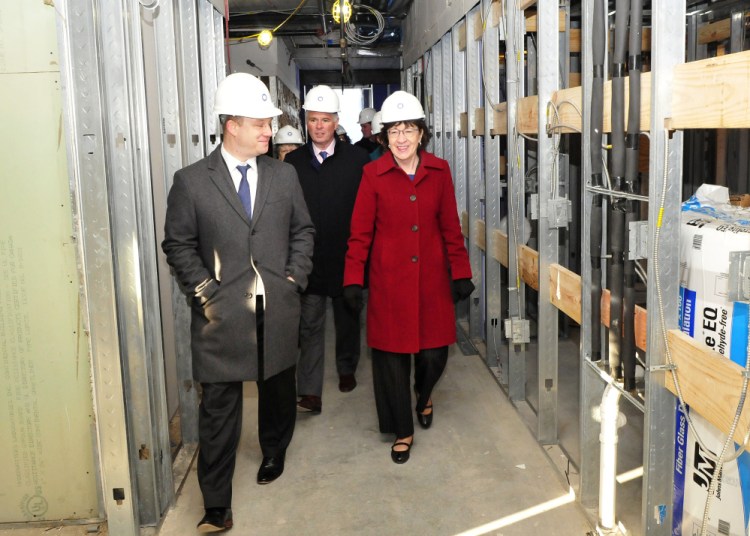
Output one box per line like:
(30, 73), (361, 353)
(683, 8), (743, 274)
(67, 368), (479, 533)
(391, 439), (413, 464)
(417, 402), (433, 429)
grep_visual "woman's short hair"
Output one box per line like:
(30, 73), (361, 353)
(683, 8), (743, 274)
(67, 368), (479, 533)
(378, 118), (432, 150)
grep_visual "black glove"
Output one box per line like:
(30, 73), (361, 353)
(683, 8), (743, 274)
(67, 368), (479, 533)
(343, 285), (364, 313)
(451, 278), (475, 303)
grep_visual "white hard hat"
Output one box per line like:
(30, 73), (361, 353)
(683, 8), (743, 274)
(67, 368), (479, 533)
(371, 111), (383, 135)
(336, 125), (347, 136)
(380, 91), (425, 124)
(274, 125), (304, 145)
(358, 107), (376, 124)
(303, 85), (340, 113)
(214, 73), (282, 118)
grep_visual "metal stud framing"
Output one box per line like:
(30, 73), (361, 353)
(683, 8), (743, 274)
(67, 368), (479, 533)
(466, 5), (485, 342)
(432, 41), (444, 159)
(482, 0), (503, 369)
(535, 0), (561, 444)
(642, 1), (686, 532)
(199, 0), (224, 153)
(504, 0), (527, 402)
(441, 33), (455, 176)
(452, 21), (469, 239)
(55, 0), (138, 532)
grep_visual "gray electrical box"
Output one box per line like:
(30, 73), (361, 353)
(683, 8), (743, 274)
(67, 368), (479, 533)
(505, 317), (531, 344)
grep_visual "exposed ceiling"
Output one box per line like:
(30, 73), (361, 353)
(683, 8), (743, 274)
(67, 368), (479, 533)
(228, 0), (413, 77)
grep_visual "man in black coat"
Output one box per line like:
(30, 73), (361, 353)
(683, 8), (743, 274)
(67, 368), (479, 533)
(285, 85), (370, 413)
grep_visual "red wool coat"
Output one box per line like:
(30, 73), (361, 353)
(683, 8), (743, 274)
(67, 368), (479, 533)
(344, 150), (472, 353)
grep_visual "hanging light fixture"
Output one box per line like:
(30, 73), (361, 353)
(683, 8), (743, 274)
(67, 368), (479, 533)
(258, 29), (273, 49)
(332, 0), (352, 23)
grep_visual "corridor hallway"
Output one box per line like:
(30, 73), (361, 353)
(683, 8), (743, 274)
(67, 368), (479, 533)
(157, 318), (593, 535)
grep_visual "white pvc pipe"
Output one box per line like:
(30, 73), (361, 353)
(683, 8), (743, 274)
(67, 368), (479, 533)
(598, 383), (622, 532)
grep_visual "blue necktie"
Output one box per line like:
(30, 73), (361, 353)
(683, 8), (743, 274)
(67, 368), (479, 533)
(237, 164), (252, 218)
(319, 150), (328, 161)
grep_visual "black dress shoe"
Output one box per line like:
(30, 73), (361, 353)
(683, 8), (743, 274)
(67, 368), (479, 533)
(257, 454), (285, 484)
(390, 439), (413, 464)
(338, 373), (357, 392)
(417, 403), (433, 429)
(197, 507), (233, 533)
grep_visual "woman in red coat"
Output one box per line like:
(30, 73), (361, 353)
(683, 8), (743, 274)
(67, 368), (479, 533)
(343, 91), (474, 464)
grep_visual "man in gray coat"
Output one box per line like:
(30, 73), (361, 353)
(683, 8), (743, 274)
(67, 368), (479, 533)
(162, 73), (314, 533)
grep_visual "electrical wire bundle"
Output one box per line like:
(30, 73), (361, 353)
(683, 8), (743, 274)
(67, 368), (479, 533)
(345, 4), (385, 45)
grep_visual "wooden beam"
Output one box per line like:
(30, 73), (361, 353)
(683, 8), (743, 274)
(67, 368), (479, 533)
(474, 9), (484, 40)
(519, 245), (539, 291)
(461, 211), (469, 238)
(492, 229), (509, 267)
(525, 10), (566, 33)
(520, 0), (536, 8)
(549, 263), (582, 324)
(569, 28), (581, 53)
(458, 21), (467, 51)
(475, 219), (486, 251)
(473, 107), (486, 136)
(601, 288), (648, 351)
(665, 330), (750, 444)
(491, 103), (508, 136)
(517, 95), (538, 134)
(698, 17), (731, 45)
(668, 50), (750, 130)
(459, 112), (469, 138)
(568, 73), (581, 88)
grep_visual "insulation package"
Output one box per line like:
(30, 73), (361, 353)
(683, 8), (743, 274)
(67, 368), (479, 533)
(675, 184), (750, 536)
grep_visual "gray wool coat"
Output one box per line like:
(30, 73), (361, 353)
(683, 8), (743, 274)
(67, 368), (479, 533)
(162, 146), (314, 382)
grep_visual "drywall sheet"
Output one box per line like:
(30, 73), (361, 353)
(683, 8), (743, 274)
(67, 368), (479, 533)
(0, 1), (98, 523)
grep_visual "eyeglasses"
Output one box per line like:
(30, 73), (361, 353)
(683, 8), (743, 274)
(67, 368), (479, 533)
(387, 128), (419, 138)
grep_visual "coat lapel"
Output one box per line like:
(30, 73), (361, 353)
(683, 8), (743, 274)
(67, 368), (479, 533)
(252, 156), (272, 228)
(207, 146), (252, 226)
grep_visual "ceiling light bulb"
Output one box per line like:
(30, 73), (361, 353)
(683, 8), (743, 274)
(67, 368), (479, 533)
(332, 0), (352, 23)
(258, 29), (273, 48)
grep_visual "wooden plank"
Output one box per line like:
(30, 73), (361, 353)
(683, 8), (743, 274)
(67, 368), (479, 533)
(473, 107), (486, 136)
(665, 329), (750, 444)
(459, 112), (469, 137)
(517, 95), (538, 134)
(548, 71), (652, 135)
(461, 211), (469, 238)
(520, 0), (536, 8)
(475, 219), (486, 251)
(525, 10), (566, 33)
(519, 245), (539, 291)
(491, 103), (508, 136)
(492, 229), (509, 267)
(549, 263), (582, 324)
(499, 155), (506, 176)
(490, 0), (503, 28)
(698, 17), (731, 45)
(458, 21), (467, 51)
(668, 50), (750, 130)
(601, 288), (648, 351)
(569, 28), (581, 53)
(568, 72), (581, 88)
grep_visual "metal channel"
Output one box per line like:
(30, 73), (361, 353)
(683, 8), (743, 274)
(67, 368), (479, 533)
(432, 41), (443, 159)
(99, 0), (172, 525)
(535, 0), (560, 445)
(441, 33), (454, 175)
(482, 0), (503, 368)
(504, 0), (526, 402)
(466, 5), (484, 342)
(453, 22), (469, 227)
(55, 0), (137, 532)
(642, 1), (685, 533)
(424, 49), (434, 154)
(173, 0), (206, 447)
(198, 0), (221, 154)
(578, 0), (601, 509)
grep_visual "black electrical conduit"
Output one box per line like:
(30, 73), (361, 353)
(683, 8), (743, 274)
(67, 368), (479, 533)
(622, 0), (643, 392)
(590, 0), (606, 363)
(607, 0), (629, 380)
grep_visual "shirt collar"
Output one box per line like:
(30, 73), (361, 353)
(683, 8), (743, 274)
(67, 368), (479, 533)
(221, 145), (258, 172)
(312, 138), (336, 159)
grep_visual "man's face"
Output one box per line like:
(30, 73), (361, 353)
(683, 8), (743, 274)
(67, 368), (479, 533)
(306, 112), (337, 146)
(232, 117), (273, 157)
(277, 144), (297, 161)
(360, 122), (373, 138)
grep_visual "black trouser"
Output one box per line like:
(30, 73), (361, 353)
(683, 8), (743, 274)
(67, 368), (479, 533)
(371, 346), (449, 438)
(197, 296), (297, 508)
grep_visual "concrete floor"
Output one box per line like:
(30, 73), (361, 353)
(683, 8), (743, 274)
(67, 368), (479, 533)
(156, 319), (594, 536)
